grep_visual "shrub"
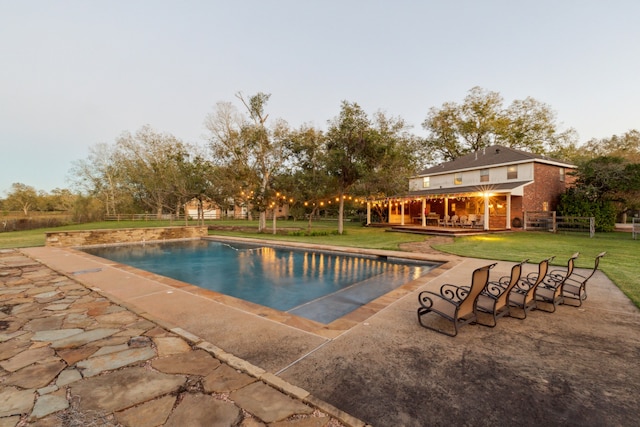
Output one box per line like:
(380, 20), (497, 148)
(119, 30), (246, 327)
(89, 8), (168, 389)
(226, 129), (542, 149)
(558, 188), (616, 232)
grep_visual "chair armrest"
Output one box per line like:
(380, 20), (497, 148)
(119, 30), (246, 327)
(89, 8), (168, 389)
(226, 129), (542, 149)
(522, 272), (539, 285)
(482, 280), (506, 299)
(513, 280), (532, 292)
(438, 283), (469, 302)
(418, 290), (462, 310)
(538, 274), (562, 290)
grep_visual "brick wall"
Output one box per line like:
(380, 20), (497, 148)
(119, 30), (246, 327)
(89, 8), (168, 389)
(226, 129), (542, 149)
(523, 164), (575, 212)
(45, 226), (208, 247)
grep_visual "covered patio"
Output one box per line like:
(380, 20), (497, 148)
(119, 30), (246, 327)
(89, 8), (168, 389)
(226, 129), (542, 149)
(365, 181), (530, 232)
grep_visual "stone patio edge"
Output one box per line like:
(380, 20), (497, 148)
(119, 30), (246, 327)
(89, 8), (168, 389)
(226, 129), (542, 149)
(80, 282), (371, 427)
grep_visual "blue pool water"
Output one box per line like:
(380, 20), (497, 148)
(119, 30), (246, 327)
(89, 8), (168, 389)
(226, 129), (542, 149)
(83, 239), (439, 324)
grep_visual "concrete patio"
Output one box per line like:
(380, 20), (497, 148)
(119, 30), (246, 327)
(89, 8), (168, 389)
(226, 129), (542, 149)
(2, 239), (639, 426)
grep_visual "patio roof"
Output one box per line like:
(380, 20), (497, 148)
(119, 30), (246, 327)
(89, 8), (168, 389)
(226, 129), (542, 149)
(407, 180), (532, 197)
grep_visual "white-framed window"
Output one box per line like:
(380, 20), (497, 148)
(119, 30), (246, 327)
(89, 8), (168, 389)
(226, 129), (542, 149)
(480, 169), (489, 182)
(422, 177), (430, 188)
(507, 165), (518, 180)
(559, 168), (565, 182)
(454, 173), (462, 185)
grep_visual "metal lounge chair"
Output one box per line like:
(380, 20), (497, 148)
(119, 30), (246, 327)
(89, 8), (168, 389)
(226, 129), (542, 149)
(561, 251), (606, 307)
(507, 257), (554, 319)
(535, 252), (580, 313)
(474, 259), (528, 327)
(417, 263), (496, 337)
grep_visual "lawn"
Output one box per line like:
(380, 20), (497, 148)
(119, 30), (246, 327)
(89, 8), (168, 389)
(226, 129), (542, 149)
(1, 219), (637, 308)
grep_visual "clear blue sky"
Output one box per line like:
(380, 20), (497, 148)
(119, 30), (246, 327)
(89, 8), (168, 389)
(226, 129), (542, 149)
(1, 0), (639, 194)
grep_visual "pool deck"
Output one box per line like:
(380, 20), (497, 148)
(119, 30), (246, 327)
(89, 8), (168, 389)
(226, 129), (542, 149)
(3, 239), (640, 426)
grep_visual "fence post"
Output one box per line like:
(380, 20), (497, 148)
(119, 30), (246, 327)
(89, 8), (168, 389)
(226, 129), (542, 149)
(552, 211), (557, 233)
(523, 211), (528, 231)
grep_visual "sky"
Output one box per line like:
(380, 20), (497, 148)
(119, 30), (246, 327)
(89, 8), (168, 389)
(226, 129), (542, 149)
(1, 0), (639, 194)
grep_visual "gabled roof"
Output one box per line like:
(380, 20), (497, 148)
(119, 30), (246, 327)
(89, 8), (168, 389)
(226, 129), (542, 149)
(416, 145), (575, 177)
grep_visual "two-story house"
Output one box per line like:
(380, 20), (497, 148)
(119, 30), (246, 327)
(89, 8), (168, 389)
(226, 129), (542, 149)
(374, 145), (576, 230)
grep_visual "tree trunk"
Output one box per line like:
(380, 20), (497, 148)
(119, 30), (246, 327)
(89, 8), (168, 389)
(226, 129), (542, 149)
(259, 211), (266, 231)
(272, 209), (277, 234)
(307, 206), (318, 232)
(338, 193), (345, 235)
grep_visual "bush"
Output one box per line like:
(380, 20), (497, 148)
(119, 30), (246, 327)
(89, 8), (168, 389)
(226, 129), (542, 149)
(558, 188), (616, 232)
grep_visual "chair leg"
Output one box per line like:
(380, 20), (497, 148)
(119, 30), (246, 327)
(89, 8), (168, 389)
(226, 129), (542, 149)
(535, 295), (563, 313)
(417, 307), (458, 337)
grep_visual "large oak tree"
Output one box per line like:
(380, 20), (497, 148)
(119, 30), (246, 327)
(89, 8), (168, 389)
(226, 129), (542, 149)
(422, 86), (577, 162)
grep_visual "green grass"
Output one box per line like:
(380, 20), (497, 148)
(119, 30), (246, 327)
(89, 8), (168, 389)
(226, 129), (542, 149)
(0, 220), (187, 248)
(209, 220), (427, 250)
(1, 219), (637, 308)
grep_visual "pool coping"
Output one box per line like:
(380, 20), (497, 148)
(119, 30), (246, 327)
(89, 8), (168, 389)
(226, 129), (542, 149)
(67, 235), (460, 339)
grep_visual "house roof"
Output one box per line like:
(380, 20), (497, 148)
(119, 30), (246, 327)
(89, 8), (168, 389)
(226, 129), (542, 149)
(415, 145), (575, 177)
(409, 180), (532, 197)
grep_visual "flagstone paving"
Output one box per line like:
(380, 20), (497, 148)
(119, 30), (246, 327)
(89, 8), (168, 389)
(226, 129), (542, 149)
(0, 250), (358, 426)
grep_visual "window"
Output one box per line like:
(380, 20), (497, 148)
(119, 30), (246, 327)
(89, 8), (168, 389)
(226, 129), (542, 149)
(454, 173), (462, 185)
(507, 166), (518, 180)
(559, 168), (565, 182)
(422, 177), (430, 188)
(480, 169), (489, 182)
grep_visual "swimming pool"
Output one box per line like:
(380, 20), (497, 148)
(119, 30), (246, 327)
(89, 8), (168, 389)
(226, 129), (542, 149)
(83, 239), (439, 324)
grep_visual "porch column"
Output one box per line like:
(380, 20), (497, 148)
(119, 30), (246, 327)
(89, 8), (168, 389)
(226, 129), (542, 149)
(388, 200), (392, 224)
(506, 194), (512, 230)
(400, 199), (405, 225)
(444, 198), (449, 217)
(421, 198), (426, 227)
(366, 202), (371, 225)
(483, 193), (490, 231)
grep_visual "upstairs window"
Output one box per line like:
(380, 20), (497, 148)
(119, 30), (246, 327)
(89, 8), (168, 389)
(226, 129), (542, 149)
(507, 166), (518, 180)
(480, 169), (490, 182)
(422, 177), (430, 188)
(454, 173), (462, 185)
(559, 168), (565, 182)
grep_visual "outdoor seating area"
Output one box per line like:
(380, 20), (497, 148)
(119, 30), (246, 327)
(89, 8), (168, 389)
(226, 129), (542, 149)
(415, 213), (485, 228)
(417, 252), (607, 336)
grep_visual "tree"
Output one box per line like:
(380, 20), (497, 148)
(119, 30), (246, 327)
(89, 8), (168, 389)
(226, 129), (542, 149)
(171, 149), (214, 225)
(41, 188), (76, 212)
(205, 92), (290, 231)
(281, 125), (333, 230)
(422, 87), (577, 162)
(69, 142), (134, 216)
(4, 183), (39, 215)
(582, 130), (640, 163)
(357, 111), (422, 197)
(325, 101), (377, 235)
(499, 96), (576, 154)
(115, 126), (188, 218)
(560, 156), (640, 228)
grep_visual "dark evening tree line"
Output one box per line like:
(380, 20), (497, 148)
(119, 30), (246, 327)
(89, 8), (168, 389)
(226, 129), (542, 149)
(2, 88), (640, 231)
